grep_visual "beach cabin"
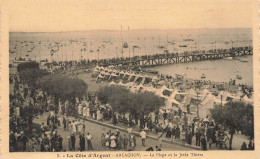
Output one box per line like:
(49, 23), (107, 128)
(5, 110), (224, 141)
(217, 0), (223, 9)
(128, 74), (137, 83)
(92, 66), (102, 77)
(144, 85), (158, 93)
(142, 76), (153, 87)
(156, 85), (173, 97)
(122, 72), (131, 84)
(164, 97), (181, 111)
(118, 71), (125, 80)
(130, 84), (145, 93)
(96, 73), (105, 83)
(215, 91), (240, 105)
(134, 75), (144, 86)
(169, 89), (187, 104)
(107, 73), (119, 82)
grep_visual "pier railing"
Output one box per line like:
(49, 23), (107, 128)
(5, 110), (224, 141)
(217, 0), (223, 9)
(97, 47), (253, 67)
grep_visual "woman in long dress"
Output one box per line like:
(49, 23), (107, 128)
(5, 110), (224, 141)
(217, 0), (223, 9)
(97, 110), (101, 121)
(105, 132), (110, 149)
(129, 135), (135, 150)
(83, 106), (87, 118)
(86, 107), (90, 117)
(110, 133), (117, 150)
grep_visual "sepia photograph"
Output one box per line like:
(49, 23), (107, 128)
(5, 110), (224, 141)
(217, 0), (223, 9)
(2, 0), (259, 156)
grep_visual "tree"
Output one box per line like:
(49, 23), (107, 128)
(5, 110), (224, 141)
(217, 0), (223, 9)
(97, 85), (164, 129)
(38, 74), (88, 113)
(17, 61), (39, 72)
(131, 92), (164, 129)
(97, 85), (131, 113)
(19, 68), (49, 86)
(210, 101), (254, 150)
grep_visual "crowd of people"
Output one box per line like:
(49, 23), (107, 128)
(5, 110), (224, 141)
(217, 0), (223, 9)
(9, 51), (254, 152)
(75, 88), (254, 151)
(9, 74), (163, 152)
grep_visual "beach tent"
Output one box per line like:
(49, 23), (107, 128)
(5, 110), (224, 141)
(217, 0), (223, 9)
(128, 73), (137, 82)
(156, 80), (166, 88)
(129, 84), (144, 93)
(134, 75), (144, 85)
(242, 95), (253, 104)
(201, 89), (211, 100)
(107, 73), (118, 82)
(215, 91), (241, 105)
(122, 72), (131, 81)
(109, 81), (116, 86)
(169, 89), (187, 104)
(142, 76), (153, 85)
(200, 93), (216, 108)
(184, 89), (197, 106)
(199, 93), (216, 118)
(118, 81), (127, 87)
(144, 85), (158, 93)
(156, 85), (173, 97)
(217, 91), (229, 101)
(118, 71), (125, 79)
(165, 97), (180, 109)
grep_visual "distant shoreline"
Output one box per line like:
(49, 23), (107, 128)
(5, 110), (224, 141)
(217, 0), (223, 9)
(9, 27), (252, 34)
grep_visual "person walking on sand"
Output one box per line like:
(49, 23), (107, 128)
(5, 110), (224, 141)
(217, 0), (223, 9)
(201, 135), (207, 151)
(129, 134), (135, 150)
(140, 129), (146, 147)
(63, 115), (67, 131)
(101, 133), (106, 149)
(123, 134), (128, 151)
(70, 133), (76, 151)
(105, 132), (110, 149)
(110, 133), (117, 150)
(86, 132), (93, 150)
(79, 134), (85, 151)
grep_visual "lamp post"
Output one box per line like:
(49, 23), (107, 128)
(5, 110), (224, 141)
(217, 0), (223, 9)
(195, 88), (200, 119)
(220, 95), (223, 111)
(97, 47), (100, 66)
(116, 47), (118, 58)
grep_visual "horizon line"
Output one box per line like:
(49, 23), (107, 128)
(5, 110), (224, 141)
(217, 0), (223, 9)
(9, 27), (252, 33)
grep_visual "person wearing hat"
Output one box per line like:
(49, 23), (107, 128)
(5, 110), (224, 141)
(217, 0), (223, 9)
(70, 133), (76, 151)
(110, 133), (117, 150)
(201, 135), (207, 150)
(140, 129), (147, 147)
(20, 131), (27, 151)
(122, 134), (128, 151)
(79, 134), (85, 151)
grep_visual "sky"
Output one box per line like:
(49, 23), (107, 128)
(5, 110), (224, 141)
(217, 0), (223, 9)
(7, 0), (253, 32)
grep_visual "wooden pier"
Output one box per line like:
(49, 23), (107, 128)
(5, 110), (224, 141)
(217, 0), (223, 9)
(98, 47), (253, 67)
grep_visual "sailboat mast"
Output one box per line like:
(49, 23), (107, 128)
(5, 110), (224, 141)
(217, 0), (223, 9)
(128, 27), (130, 58)
(159, 35), (160, 46)
(121, 25), (123, 43)
(121, 25), (123, 58)
(138, 37), (139, 57)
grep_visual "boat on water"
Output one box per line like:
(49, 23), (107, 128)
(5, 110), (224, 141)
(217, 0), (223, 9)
(201, 74), (206, 79)
(167, 41), (175, 45)
(12, 56), (32, 66)
(236, 75), (242, 80)
(225, 57), (233, 60)
(158, 45), (165, 49)
(183, 39), (194, 42)
(224, 41), (230, 44)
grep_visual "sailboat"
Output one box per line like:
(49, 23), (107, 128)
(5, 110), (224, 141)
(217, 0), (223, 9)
(89, 42), (93, 52)
(224, 34), (230, 44)
(157, 35), (165, 49)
